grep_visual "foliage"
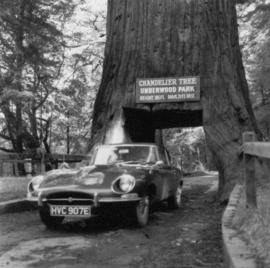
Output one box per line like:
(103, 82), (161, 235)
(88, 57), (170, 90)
(164, 128), (209, 173)
(50, 2), (105, 154)
(0, 0), (76, 153)
(1, 0), (270, 156)
(237, 0), (270, 140)
(237, 0), (270, 106)
(0, 0), (106, 154)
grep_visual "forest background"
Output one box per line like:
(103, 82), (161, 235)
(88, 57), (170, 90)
(0, 0), (269, 173)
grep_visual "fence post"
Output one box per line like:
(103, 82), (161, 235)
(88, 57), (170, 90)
(243, 131), (257, 208)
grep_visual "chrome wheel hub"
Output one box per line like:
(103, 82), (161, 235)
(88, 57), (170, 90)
(138, 196), (149, 215)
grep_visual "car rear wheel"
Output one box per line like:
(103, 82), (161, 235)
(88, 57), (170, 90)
(39, 209), (64, 229)
(133, 195), (150, 227)
(167, 184), (182, 209)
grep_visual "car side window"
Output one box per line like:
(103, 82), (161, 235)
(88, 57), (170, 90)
(158, 147), (168, 165)
(147, 146), (158, 163)
(164, 150), (171, 165)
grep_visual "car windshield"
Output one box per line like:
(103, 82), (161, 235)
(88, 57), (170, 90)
(92, 145), (157, 165)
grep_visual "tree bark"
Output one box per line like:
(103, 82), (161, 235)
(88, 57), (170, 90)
(90, 0), (261, 202)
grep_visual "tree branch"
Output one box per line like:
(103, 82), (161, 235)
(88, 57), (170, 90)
(238, 4), (270, 21)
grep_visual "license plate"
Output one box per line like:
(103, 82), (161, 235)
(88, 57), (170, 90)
(50, 205), (91, 217)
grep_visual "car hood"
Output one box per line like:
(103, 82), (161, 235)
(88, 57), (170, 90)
(39, 164), (150, 190)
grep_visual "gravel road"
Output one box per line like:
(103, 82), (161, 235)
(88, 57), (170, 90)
(0, 175), (223, 268)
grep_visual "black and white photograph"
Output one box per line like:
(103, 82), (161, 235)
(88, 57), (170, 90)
(0, 0), (270, 267)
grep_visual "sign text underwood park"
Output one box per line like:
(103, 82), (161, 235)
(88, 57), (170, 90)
(136, 76), (200, 103)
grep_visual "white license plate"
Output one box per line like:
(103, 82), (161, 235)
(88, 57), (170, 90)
(50, 205), (91, 217)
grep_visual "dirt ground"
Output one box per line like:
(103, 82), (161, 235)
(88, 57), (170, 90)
(0, 175), (224, 268)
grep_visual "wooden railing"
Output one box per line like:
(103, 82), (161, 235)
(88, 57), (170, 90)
(0, 153), (88, 176)
(243, 131), (270, 208)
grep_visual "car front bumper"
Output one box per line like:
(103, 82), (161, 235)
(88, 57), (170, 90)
(98, 193), (141, 203)
(38, 193), (142, 218)
(27, 192), (38, 202)
(28, 190), (141, 204)
(38, 192), (141, 207)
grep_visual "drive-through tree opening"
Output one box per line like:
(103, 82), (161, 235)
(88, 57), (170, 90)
(163, 127), (214, 174)
(123, 107), (203, 143)
(123, 108), (211, 175)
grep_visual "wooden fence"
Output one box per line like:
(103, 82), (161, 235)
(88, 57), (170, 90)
(0, 152), (88, 177)
(243, 131), (270, 208)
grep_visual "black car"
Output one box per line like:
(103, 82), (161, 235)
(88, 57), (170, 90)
(28, 143), (183, 228)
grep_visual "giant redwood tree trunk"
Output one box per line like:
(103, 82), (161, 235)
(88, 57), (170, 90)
(90, 0), (262, 202)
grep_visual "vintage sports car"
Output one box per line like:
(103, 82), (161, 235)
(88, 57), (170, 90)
(27, 143), (183, 228)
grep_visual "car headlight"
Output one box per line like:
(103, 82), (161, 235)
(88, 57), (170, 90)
(32, 182), (39, 191)
(118, 174), (135, 193)
(28, 175), (44, 192)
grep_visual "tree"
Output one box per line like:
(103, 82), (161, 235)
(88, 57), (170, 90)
(90, 0), (262, 202)
(0, 0), (76, 154)
(237, 0), (270, 106)
(50, 5), (105, 154)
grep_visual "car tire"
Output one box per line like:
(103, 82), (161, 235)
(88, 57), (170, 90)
(39, 209), (64, 229)
(133, 195), (150, 227)
(167, 183), (182, 209)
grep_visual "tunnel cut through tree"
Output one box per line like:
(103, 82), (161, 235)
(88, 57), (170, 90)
(89, 0), (262, 202)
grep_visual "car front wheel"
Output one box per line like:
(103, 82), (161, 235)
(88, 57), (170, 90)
(167, 184), (182, 209)
(39, 209), (64, 229)
(133, 195), (150, 227)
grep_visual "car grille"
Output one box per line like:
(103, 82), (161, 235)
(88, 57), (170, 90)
(46, 192), (94, 205)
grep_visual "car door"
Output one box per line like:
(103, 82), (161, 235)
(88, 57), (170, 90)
(155, 147), (178, 201)
(164, 150), (182, 195)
